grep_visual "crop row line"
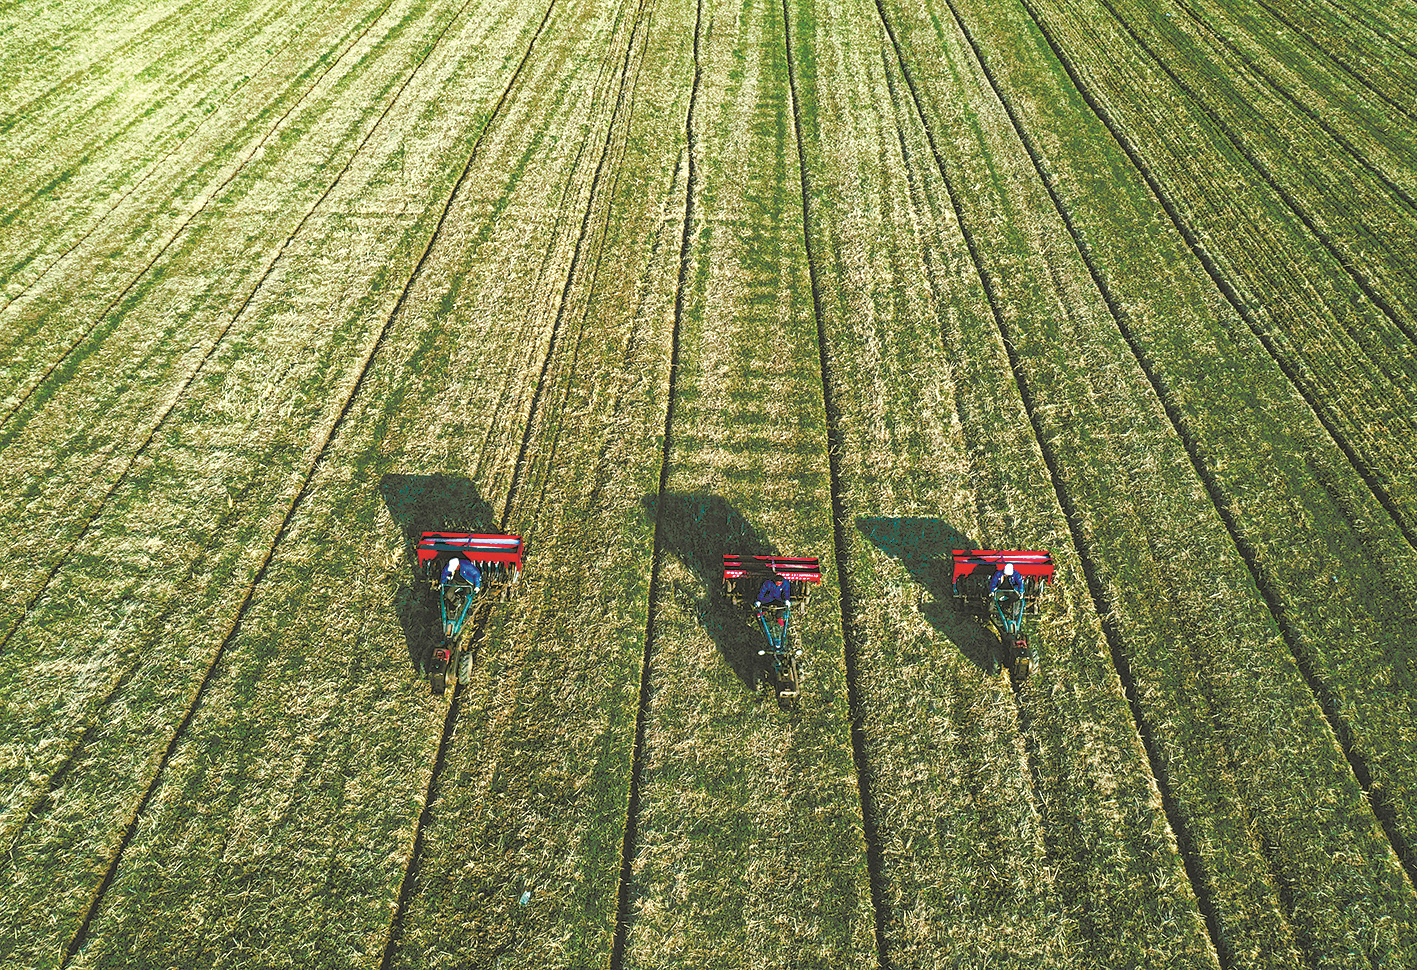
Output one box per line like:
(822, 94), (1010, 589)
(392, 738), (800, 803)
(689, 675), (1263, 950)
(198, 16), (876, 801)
(780, 0), (890, 965)
(1261, 0), (1414, 122)
(1013, 0), (1417, 557)
(1171, 0), (1416, 214)
(1092, 0), (1417, 349)
(0, 0), (340, 320)
(0, 0), (457, 661)
(53, 1), (557, 961)
(0, 462), (266, 858)
(0, 0), (204, 134)
(607, 1), (700, 963)
(969, 0), (1417, 904)
(1305, 0), (1417, 79)
(384, 0), (670, 956)
(1209, 0), (1417, 141)
(871, 0), (1231, 965)
(0, 0), (401, 435)
(1003, 0), (1417, 903)
(502, 0), (652, 527)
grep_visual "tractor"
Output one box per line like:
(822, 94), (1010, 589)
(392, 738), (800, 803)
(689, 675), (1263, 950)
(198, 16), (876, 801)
(722, 553), (822, 701)
(951, 549), (1054, 678)
(415, 531), (523, 695)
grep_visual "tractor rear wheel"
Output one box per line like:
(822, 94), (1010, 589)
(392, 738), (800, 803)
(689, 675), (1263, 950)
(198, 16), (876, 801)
(1012, 635), (1032, 679)
(430, 643), (450, 696)
(447, 638), (461, 690)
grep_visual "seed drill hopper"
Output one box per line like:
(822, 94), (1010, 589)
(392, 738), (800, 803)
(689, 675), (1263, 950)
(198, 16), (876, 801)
(951, 549), (1054, 677)
(415, 531), (523, 695)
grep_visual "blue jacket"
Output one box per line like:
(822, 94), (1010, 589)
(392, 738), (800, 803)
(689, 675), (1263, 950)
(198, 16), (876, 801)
(757, 578), (790, 606)
(441, 559), (482, 590)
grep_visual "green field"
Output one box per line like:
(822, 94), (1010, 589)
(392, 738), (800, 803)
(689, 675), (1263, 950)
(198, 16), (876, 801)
(2, 0), (1415, 966)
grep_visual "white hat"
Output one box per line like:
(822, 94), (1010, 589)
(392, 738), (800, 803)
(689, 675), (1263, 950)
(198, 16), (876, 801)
(448, 557), (460, 570)
(1003, 563), (1014, 575)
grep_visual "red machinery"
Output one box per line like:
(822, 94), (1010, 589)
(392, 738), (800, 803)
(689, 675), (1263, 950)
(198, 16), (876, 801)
(951, 549), (1054, 677)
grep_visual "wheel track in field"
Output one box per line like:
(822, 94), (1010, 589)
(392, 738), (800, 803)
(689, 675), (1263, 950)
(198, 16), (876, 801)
(872, 1), (1234, 965)
(0, 0), (340, 320)
(376, 0), (658, 960)
(955, 0), (1417, 901)
(1086, 0), (1417, 350)
(0, 0), (400, 434)
(1012, 0), (1417, 553)
(608, 2), (700, 963)
(779, 0), (892, 965)
(0, 0), (472, 659)
(52, 2), (560, 960)
(1169, 0), (1417, 214)
(1008, 0), (1417, 889)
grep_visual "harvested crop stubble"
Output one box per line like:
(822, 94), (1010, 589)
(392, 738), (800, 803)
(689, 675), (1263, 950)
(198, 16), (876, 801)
(0, 0), (549, 962)
(53, 0), (675, 964)
(884, 0), (1417, 964)
(953, 0), (1417, 887)
(380, 0), (694, 967)
(618, 0), (873, 964)
(1019, 0), (1417, 537)
(1261, 0), (1417, 113)
(1172, 0), (1417, 194)
(0, 0), (372, 308)
(1099, 0), (1417, 338)
(789, 0), (1216, 962)
(0, 0), (495, 633)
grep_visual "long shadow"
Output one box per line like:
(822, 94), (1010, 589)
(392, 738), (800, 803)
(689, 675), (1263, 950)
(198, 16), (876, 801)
(381, 473), (498, 670)
(856, 516), (1000, 672)
(641, 492), (785, 691)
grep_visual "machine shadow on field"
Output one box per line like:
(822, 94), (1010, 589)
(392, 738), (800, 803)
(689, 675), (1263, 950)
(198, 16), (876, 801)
(857, 516), (999, 672)
(642, 492), (780, 692)
(381, 473), (498, 670)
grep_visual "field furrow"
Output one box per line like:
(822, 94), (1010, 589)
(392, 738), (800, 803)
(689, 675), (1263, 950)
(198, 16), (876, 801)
(945, 0), (1417, 896)
(48, 0), (682, 963)
(0, 0), (521, 646)
(615, 0), (875, 963)
(1017, 0), (1417, 553)
(0, 0), (422, 401)
(880, 0), (1417, 964)
(0, 0), (559, 962)
(1275, 0), (1417, 112)
(787, 0), (1220, 964)
(3, 0), (1414, 962)
(377, 0), (694, 965)
(0, 0), (342, 303)
(1169, 0), (1417, 203)
(1095, 0), (1417, 343)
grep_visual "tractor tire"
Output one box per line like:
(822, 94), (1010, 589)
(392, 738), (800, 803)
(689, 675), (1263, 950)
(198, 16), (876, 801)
(429, 643), (449, 696)
(778, 655), (801, 703)
(1013, 636), (1032, 679)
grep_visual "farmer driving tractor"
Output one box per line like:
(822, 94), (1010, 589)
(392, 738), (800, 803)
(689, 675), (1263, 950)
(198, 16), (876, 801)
(754, 572), (791, 611)
(415, 532), (523, 696)
(440, 556), (482, 638)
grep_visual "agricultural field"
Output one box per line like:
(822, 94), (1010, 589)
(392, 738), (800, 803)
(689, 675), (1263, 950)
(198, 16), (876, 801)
(1, 0), (1414, 965)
